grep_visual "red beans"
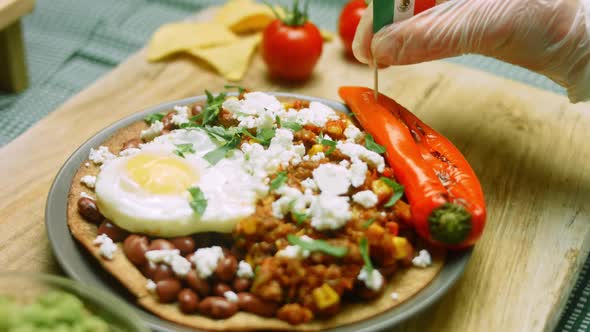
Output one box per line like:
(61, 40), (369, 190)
(199, 297), (238, 319)
(123, 235), (149, 266)
(77, 197), (103, 223)
(214, 255), (238, 282)
(186, 270), (210, 297)
(170, 237), (196, 256)
(177, 289), (199, 314)
(140, 261), (158, 279)
(212, 283), (231, 297)
(191, 105), (203, 116)
(232, 278), (252, 293)
(148, 239), (175, 251)
(277, 303), (313, 325)
(161, 111), (176, 131)
(237, 293), (278, 317)
(122, 138), (142, 150)
(152, 264), (174, 282)
(97, 221), (128, 242)
(156, 278), (182, 303)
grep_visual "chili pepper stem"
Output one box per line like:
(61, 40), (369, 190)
(428, 203), (472, 245)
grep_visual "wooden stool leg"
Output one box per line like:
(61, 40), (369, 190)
(0, 20), (28, 93)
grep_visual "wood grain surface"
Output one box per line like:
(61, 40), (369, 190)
(0, 8), (589, 332)
(0, 0), (34, 30)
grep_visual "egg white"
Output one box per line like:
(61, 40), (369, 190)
(95, 129), (262, 237)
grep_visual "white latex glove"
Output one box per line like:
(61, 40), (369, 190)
(353, 0), (590, 103)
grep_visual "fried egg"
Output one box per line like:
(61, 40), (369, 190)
(95, 129), (261, 237)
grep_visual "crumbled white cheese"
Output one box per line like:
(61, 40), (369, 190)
(309, 194), (351, 231)
(172, 105), (190, 126)
(349, 159), (368, 187)
(293, 101), (340, 127)
(357, 267), (384, 291)
(352, 190), (378, 208)
(339, 159), (351, 168)
(80, 191), (93, 199)
(337, 142), (385, 172)
(84, 162), (90, 167)
(223, 92), (282, 129)
(191, 246), (225, 279)
(80, 175), (96, 189)
(344, 124), (363, 142)
(140, 120), (164, 141)
(300, 178), (318, 192)
(119, 147), (141, 157)
(224, 291), (239, 303)
(310, 152), (325, 162)
(146, 279), (157, 293)
(276, 244), (310, 259)
(88, 146), (115, 165)
(312, 164), (351, 195)
(271, 185), (313, 219)
(391, 292), (400, 301)
(236, 260), (254, 278)
(412, 249), (432, 268)
(93, 234), (117, 260)
(145, 249), (191, 277)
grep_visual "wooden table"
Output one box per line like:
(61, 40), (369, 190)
(0, 0), (35, 92)
(0, 8), (589, 331)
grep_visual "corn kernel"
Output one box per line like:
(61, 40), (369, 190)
(392, 236), (411, 260)
(367, 223), (385, 243)
(372, 179), (393, 201)
(312, 283), (340, 309)
(241, 217), (257, 235)
(308, 144), (324, 156)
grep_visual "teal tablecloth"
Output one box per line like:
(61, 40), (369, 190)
(0, 0), (584, 330)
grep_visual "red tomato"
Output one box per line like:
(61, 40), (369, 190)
(338, 0), (367, 58)
(261, 20), (323, 81)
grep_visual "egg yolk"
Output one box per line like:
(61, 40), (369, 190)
(126, 154), (198, 195)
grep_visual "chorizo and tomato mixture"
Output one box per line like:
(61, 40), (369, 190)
(76, 90), (431, 325)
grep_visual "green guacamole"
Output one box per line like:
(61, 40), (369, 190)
(0, 290), (109, 332)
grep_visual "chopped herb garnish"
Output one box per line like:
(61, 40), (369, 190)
(275, 115), (282, 127)
(188, 187), (207, 216)
(362, 217), (376, 229)
(317, 133), (337, 155)
(365, 134), (386, 154)
(241, 127), (275, 147)
(359, 238), (373, 272)
(174, 143), (195, 158)
(199, 90), (226, 126)
(270, 171), (288, 190)
(224, 84), (246, 94)
(288, 200), (308, 225)
(144, 112), (164, 124)
(287, 234), (348, 258)
(282, 121), (303, 131)
(380, 177), (405, 208)
(203, 135), (240, 165)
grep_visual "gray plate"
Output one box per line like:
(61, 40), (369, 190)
(46, 92), (471, 332)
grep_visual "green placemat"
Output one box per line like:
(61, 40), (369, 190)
(0, 1), (581, 331)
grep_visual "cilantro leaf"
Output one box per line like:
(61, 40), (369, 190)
(270, 171), (288, 190)
(275, 115), (282, 127)
(200, 90), (226, 126)
(257, 128), (276, 147)
(359, 238), (373, 272)
(224, 85), (246, 93)
(287, 234), (348, 258)
(203, 135), (241, 165)
(282, 121), (303, 132)
(365, 134), (386, 154)
(174, 143), (195, 158)
(144, 113), (164, 124)
(362, 218), (376, 229)
(317, 133), (337, 155)
(188, 187), (207, 216)
(380, 177), (405, 208)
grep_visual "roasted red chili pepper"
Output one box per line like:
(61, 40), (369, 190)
(339, 86), (486, 249)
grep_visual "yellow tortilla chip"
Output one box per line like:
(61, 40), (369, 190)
(214, 0), (283, 33)
(321, 29), (335, 42)
(188, 34), (261, 81)
(147, 22), (238, 61)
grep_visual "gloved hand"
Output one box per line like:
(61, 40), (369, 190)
(353, 0), (590, 103)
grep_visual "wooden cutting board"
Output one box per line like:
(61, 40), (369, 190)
(0, 7), (589, 332)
